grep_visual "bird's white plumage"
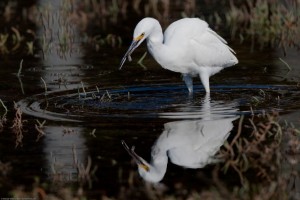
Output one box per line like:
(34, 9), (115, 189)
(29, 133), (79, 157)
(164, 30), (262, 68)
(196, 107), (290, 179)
(163, 18), (208, 46)
(122, 95), (239, 183)
(120, 17), (238, 93)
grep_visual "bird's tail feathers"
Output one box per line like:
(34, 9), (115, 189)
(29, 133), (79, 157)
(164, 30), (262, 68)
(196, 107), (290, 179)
(208, 28), (237, 55)
(207, 28), (227, 44)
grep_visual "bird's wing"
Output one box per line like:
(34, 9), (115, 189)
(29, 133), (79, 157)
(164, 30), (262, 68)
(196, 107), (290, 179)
(191, 28), (238, 68)
(164, 18), (238, 68)
(193, 118), (234, 153)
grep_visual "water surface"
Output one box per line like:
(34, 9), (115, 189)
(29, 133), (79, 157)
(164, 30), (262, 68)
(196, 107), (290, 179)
(0, 0), (299, 198)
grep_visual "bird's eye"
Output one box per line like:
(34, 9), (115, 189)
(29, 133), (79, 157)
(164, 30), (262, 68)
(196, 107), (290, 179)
(141, 33), (145, 37)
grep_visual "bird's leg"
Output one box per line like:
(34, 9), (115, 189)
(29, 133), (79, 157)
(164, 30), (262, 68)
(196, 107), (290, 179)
(199, 73), (210, 93)
(182, 74), (193, 94)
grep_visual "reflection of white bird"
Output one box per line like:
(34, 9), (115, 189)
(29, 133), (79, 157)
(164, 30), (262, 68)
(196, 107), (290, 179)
(120, 17), (238, 93)
(122, 95), (238, 183)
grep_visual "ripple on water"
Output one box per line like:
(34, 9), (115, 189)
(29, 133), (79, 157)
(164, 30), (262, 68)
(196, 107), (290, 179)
(17, 84), (300, 122)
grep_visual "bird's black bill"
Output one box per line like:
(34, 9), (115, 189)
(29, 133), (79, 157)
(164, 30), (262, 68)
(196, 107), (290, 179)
(121, 140), (144, 165)
(119, 40), (139, 70)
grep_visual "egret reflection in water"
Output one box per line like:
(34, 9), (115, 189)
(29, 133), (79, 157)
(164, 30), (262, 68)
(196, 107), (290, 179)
(123, 95), (239, 183)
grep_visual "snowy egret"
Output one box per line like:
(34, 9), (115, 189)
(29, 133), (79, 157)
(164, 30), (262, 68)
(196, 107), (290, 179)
(122, 95), (239, 183)
(119, 17), (238, 93)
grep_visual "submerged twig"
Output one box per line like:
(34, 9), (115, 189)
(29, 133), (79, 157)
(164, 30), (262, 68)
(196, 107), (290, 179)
(230, 115), (244, 147)
(90, 129), (96, 138)
(41, 77), (47, 94)
(106, 90), (111, 99)
(17, 76), (25, 95)
(17, 59), (23, 77)
(96, 86), (100, 93)
(137, 52), (147, 70)
(0, 99), (8, 115)
(35, 119), (46, 141)
(81, 81), (87, 98)
(279, 57), (292, 71)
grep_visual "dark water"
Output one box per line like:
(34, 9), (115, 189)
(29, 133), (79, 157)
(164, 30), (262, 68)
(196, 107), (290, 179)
(0, 0), (299, 198)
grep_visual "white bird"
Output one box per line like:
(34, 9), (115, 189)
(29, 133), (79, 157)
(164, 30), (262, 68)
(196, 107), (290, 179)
(120, 17), (238, 93)
(122, 95), (238, 183)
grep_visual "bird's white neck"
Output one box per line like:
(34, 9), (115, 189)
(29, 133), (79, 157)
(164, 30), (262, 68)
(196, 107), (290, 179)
(146, 24), (173, 69)
(147, 20), (164, 44)
(138, 150), (168, 183)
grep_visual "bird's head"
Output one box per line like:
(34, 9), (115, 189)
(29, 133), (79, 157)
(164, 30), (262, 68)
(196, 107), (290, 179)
(121, 140), (166, 183)
(119, 18), (158, 69)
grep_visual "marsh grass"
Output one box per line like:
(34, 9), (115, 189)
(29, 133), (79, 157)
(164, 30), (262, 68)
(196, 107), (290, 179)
(0, 25), (24, 54)
(0, 0), (123, 56)
(10, 102), (26, 148)
(47, 143), (97, 189)
(95, 89), (132, 103)
(218, 113), (282, 184)
(34, 0), (127, 58)
(73, 145), (98, 188)
(0, 99), (8, 132)
(90, 34), (123, 52)
(227, 0), (300, 51)
(212, 111), (300, 200)
(0, 33), (9, 54)
(37, 1), (79, 59)
(0, 0), (199, 56)
(79, 87), (123, 103)
(3, 0), (297, 57)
